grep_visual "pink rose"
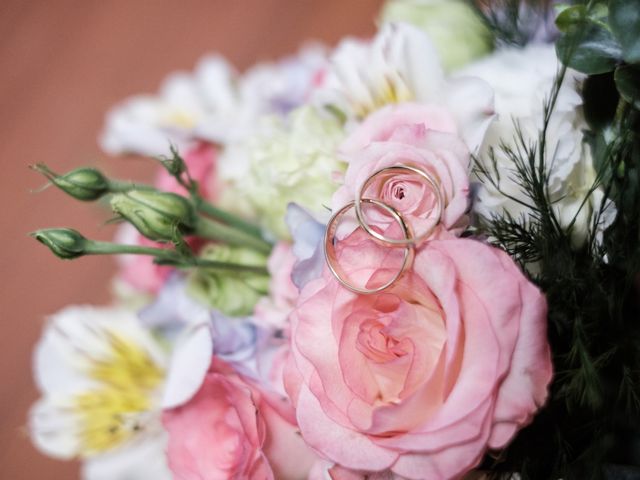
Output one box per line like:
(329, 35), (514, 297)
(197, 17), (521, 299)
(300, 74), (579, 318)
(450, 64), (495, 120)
(333, 103), (471, 238)
(253, 242), (299, 330)
(164, 358), (316, 480)
(285, 231), (552, 479)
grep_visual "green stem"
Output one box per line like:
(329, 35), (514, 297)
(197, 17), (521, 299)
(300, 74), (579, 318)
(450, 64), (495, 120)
(107, 180), (156, 193)
(87, 241), (177, 259)
(194, 217), (272, 254)
(87, 240), (268, 274)
(174, 258), (269, 275)
(196, 200), (264, 240)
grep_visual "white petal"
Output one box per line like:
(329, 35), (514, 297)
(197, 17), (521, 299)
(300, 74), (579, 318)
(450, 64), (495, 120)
(161, 321), (212, 409)
(29, 398), (80, 459)
(443, 76), (495, 153)
(384, 22), (445, 102)
(82, 434), (172, 480)
(34, 305), (167, 396)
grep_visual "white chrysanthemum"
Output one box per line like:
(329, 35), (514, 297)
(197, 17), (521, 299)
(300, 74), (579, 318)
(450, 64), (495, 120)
(460, 44), (616, 247)
(100, 55), (238, 157)
(313, 22), (495, 152)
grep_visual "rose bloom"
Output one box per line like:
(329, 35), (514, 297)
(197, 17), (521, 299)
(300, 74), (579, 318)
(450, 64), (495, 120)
(332, 103), (472, 237)
(163, 358), (316, 480)
(285, 230), (552, 479)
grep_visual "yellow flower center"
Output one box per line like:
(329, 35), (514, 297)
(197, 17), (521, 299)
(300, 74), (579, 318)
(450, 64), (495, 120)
(73, 332), (164, 456)
(353, 74), (414, 119)
(164, 109), (197, 129)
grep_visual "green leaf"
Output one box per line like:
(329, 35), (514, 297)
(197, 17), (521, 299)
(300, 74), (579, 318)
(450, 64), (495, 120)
(614, 64), (640, 109)
(609, 0), (640, 64)
(555, 5), (588, 33)
(556, 20), (623, 74)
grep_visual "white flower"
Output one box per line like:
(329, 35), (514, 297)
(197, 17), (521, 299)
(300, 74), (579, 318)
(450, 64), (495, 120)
(313, 22), (495, 152)
(100, 55), (238, 157)
(29, 306), (172, 479)
(218, 105), (345, 239)
(461, 44), (616, 247)
(239, 44), (328, 118)
(100, 46), (328, 159)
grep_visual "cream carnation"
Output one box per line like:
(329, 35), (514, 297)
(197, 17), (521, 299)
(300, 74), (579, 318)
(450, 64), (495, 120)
(218, 105), (345, 239)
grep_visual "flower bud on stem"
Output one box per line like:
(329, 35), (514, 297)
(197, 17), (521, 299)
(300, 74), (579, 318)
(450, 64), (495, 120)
(31, 165), (110, 201)
(31, 228), (269, 274)
(110, 190), (196, 243)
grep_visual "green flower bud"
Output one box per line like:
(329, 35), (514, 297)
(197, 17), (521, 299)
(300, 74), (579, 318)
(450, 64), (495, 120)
(111, 190), (196, 242)
(159, 146), (187, 177)
(31, 228), (88, 259)
(380, 0), (493, 72)
(187, 244), (269, 317)
(33, 164), (110, 201)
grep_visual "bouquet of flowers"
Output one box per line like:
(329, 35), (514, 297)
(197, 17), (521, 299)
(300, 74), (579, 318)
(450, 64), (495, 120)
(28, 1), (640, 479)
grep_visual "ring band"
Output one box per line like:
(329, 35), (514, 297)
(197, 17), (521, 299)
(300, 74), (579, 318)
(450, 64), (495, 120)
(354, 165), (443, 247)
(324, 198), (414, 295)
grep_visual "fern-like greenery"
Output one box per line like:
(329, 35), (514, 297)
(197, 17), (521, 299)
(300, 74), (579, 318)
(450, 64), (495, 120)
(471, 1), (640, 478)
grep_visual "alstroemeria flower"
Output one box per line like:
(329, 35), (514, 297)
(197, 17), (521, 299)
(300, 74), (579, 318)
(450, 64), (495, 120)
(100, 56), (238, 157)
(285, 231), (552, 479)
(314, 22), (494, 153)
(29, 306), (172, 480)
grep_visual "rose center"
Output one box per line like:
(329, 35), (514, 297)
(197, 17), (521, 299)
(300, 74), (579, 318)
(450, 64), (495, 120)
(393, 185), (405, 200)
(357, 320), (408, 363)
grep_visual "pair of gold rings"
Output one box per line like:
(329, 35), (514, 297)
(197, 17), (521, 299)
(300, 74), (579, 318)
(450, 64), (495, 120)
(324, 164), (443, 294)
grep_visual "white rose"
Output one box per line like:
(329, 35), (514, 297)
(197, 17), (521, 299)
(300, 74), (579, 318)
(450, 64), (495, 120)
(460, 44), (616, 248)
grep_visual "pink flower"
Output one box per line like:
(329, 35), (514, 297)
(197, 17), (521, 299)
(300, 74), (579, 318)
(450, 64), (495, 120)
(332, 103), (471, 238)
(164, 359), (316, 480)
(285, 230), (552, 480)
(253, 242), (299, 330)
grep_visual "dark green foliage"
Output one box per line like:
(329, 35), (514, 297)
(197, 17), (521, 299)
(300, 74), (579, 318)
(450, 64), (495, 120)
(472, 1), (640, 478)
(471, 0), (556, 46)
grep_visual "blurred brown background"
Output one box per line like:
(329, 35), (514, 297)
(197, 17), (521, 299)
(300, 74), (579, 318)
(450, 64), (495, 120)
(0, 1), (381, 478)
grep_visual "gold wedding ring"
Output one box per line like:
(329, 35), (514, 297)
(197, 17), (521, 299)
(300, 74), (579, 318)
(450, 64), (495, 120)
(354, 165), (444, 247)
(323, 198), (414, 295)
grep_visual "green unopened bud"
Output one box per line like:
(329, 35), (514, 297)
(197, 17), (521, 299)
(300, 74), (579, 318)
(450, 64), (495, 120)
(32, 164), (109, 201)
(159, 146), (187, 177)
(111, 190), (196, 242)
(31, 228), (88, 259)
